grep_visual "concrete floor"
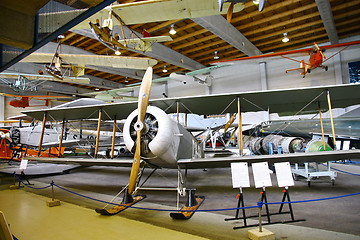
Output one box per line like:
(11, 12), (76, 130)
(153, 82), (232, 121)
(1, 161), (360, 239)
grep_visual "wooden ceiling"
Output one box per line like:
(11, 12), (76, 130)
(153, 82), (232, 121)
(55, 0), (360, 90)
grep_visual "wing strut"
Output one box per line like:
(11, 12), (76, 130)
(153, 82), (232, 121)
(237, 98), (243, 156)
(58, 119), (66, 157)
(37, 112), (47, 156)
(94, 109), (102, 157)
(110, 116), (117, 159)
(326, 91), (337, 149)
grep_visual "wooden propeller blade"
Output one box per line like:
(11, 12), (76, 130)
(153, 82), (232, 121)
(128, 130), (142, 194)
(127, 67), (153, 195)
(314, 42), (326, 59)
(227, 3), (234, 23)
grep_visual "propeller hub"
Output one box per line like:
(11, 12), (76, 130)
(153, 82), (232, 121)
(134, 121), (144, 132)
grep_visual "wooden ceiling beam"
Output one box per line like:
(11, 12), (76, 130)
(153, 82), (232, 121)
(69, 36), (87, 46)
(85, 41), (102, 50)
(76, 38), (94, 48)
(62, 32), (77, 42)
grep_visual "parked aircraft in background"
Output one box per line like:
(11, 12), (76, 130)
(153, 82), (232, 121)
(22, 69), (360, 218)
(83, 64), (230, 102)
(212, 40), (360, 77)
(0, 93), (71, 108)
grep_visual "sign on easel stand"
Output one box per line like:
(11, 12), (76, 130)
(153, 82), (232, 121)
(274, 162), (305, 224)
(20, 159), (28, 171)
(274, 162), (294, 188)
(231, 162), (250, 188)
(252, 162), (272, 188)
(226, 162), (250, 223)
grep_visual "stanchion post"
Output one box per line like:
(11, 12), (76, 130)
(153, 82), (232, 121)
(47, 181), (61, 207)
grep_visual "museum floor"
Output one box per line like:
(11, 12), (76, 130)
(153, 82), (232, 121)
(1, 161), (360, 240)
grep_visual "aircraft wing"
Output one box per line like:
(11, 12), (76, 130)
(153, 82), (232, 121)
(212, 40), (360, 64)
(66, 0), (245, 30)
(118, 36), (173, 45)
(21, 53), (157, 70)
(23, 83), (360, 121)
(24, 156), (136, 167)
(0, 73), (90, 84)
(23, 149), (360, 168)
(178, 149), (360, 168)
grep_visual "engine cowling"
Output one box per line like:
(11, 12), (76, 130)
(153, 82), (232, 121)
(123, 106), (181, 168)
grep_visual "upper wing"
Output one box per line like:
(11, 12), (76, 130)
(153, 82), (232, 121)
(68, 0), (245, 30)
(178, 149), (360, 168)
(22, 83), (360, 121)
(21, 53), (157, 70)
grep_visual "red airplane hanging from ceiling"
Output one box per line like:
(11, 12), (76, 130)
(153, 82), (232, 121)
(0, 93), (71, 108)
(211, 40), (360, 78)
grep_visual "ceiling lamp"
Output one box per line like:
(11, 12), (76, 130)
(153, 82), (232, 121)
(253, 0), (259, 4)
(282, 32), (289, 43)
(114, 50), (121, 55)
(169, 24), (176, 35)
(162, 65), (168, 73)
(213, 51), (219, 60)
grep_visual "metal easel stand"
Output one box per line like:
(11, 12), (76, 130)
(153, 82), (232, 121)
(230, 187), (305, 230)
(292, 161), (337, 187)
(225, 188), (247, 226)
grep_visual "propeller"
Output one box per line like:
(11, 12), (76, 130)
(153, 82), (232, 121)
(314, 42), (326, 59)
(226, 2), (234, 23)
(0, 131), (12, 143)
(127, 66), (153, 195)
(258, 0), (266, 11)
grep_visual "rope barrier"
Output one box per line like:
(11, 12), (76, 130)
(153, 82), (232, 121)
(12, 173), (360, 213)
(330, 166), (360, 176)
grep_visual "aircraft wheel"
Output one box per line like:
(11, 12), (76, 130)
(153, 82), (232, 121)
(324, 66), (328, 71)
(307, 181), (311, 187)
(307, 69), (311, 73)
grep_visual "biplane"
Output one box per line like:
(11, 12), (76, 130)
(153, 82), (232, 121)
(22, 67), (360, 219)
(21, 41), (157, 82)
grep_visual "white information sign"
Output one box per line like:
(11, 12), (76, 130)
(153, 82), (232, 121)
(20, 160), (28, 170)
(274, 162), (294, 187)
(230, 162), (250, 188)
(252, 162), (272, 188)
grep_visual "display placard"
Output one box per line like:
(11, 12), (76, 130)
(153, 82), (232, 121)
(252, 162), (272, 188)
(231, 162), (250, 188)
(274, 162), (294, 187)
(20, 160), (28, 170)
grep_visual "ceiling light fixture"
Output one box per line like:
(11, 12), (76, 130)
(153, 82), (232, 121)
(162, 65), (168, 73)
(213, 51), (219, 60)
(169, 24), (176, 35)
(114, 50), (121, 55)
(253, 0), (259, 4)
(282, 32), (289, 43)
